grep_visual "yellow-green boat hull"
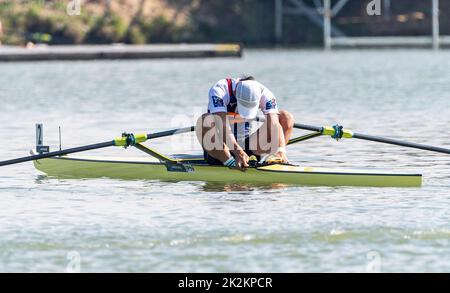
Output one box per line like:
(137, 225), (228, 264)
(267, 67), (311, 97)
(32, 155), (422, 187)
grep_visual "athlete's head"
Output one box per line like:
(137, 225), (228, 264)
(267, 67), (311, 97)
(235, 79), (261, 119)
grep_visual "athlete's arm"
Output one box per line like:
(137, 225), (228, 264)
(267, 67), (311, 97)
(214, 112), (249, 169)
(265, 112), (288, 163)
(266, 113), (285, 146)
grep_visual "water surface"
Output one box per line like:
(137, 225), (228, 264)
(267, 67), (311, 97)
(1, 49), (450, 272)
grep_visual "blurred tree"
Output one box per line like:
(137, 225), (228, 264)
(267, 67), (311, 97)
(124, 0), (147, 44)
(0, 0), (448, 46)
(184, 0), (275, 44)
(0, 18), (3, 45)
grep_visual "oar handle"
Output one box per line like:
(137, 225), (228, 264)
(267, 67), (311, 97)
(147, 126), (195, 139)
(257, 117), (327, 134)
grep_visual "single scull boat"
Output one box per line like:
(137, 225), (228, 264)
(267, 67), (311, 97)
(1, 119), (448, 187)
(31, 152), (422, 187)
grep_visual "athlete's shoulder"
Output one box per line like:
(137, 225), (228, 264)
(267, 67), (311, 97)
(211, 78), (231, 88)
(208, 79), (232, 112)
(256, 82), (278, 112)
(252, 80), (269, 91)
(255, 82), (275, 99)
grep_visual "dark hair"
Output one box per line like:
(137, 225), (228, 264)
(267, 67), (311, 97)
(239, 75), (255, 81)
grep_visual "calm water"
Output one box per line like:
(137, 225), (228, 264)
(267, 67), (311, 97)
(1, 49), (450, 272)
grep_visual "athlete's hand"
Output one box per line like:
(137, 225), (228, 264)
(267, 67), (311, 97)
(275, 151), (289, 164)
(233, 150), (249, 169)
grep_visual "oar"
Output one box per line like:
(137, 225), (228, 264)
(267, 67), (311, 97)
(292, 123), (450, 154)
(255, 117), (450, 154)
(0, 126), (195, 167)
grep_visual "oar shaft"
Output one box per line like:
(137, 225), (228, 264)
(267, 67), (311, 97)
(352, 132), (450, 154)
(0, 141), (114, 167)
(290, 122), (450, 154)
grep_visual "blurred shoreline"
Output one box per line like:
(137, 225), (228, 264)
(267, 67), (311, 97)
(0, 43), (242, 61)
(1, 0), (449, 47)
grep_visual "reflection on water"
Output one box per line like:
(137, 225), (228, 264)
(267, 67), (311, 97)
(200, 182), (290, 192)
(33, 174), (292, 192)
(34, 174), (50, 184)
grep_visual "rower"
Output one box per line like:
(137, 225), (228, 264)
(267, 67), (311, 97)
(196, 76), (294, 169)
